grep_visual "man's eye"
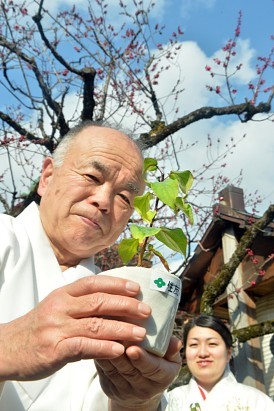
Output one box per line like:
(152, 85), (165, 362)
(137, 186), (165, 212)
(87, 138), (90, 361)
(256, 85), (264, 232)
(118, 193), (131, 205)
(84, 174), (99, 182)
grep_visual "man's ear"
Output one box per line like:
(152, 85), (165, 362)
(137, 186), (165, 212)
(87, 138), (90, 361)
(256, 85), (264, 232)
(37, 157), (54, 196)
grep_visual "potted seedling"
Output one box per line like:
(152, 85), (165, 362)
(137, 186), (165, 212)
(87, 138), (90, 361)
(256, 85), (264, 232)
(100, 157), (194, 356)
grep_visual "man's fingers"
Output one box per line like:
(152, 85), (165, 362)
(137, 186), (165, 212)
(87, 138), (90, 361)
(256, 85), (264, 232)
(66, 317), (147, 342)
(94, 343), (182, 406)
(66, 292), (151, 319)
(164, 336), (183, 361)
(64, 275), (141, 297)
(124, 345), (182, 383)
(95, 355), (148, 400)
(96, 353), (135, 375)
(58, 337), (126, 360)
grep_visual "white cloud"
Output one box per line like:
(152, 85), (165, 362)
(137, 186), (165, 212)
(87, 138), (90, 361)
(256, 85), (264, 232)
(213, 117), (274, 207)
(211, 38), (256, 84)
(144, 40), (273, 213)
(142, 38), (257, 120)
(153, 41), (210, 115)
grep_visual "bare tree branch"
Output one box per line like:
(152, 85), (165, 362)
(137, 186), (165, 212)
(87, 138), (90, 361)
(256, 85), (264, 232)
(81, 68), (96, 121)
(138, 100), (272, 148)
(234, 320), (274, 343)
(0, 110), (53, 151)
(0, 34), (69, 137)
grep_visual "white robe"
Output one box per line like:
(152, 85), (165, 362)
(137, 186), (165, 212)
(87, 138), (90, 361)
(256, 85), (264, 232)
(166, 369), (274, 410)
(0, 202), (167, 411)
(0, 202), (109, 410)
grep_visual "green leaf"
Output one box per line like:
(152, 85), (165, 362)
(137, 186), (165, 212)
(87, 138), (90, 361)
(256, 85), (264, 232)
(143, 157), (158, 172)
(118, 238), (139, 264)
(130, 224), (161, 242)
(155, 227), (187, 255)
(170, 170), (194, 194)
(133, 192), (155, 223)
(175, 198), (194, 224)
(150, 178), (179, 209)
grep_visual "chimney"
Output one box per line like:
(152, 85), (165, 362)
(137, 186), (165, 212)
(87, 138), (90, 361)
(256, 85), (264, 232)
(219, 185), (245, 211)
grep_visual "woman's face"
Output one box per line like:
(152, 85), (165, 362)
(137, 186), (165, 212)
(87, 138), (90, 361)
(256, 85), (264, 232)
(185, 326), (232, 392)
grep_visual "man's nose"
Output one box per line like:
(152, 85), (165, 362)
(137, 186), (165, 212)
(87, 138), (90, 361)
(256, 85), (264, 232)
(88, 186), (112, 213)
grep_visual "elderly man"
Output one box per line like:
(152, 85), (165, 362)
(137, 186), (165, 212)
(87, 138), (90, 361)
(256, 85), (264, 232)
(0, 122), (182, 411)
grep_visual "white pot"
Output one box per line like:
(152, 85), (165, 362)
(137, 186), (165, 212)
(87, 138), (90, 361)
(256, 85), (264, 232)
(99, 266), (181, 357)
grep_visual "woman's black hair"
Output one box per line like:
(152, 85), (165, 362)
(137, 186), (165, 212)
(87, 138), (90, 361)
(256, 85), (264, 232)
(183, 314), (233, 349)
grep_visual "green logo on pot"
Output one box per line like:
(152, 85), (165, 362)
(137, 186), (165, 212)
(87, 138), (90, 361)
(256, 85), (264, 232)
(150, 271), (181, 301)
(154, 277), (167, 288)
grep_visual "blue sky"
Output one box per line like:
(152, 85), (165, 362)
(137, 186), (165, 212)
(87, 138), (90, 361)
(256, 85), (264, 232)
(176, 0), (273, 55)
(162, 0), (274, 93)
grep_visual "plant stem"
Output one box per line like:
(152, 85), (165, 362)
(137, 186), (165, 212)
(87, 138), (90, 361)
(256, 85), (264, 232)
(138, 238), (149, 266)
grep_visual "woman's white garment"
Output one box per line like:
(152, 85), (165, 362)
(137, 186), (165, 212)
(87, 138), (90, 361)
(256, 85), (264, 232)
(166, 369), (274, 410)
(0, 202), (109, 410)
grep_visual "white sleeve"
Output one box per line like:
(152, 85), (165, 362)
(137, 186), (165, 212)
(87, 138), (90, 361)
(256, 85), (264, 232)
(0, 383), (4, 399)
(158, 392), (168, 410)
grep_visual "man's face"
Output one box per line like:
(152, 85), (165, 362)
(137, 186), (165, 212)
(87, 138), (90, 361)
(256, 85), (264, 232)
(38, 126), (144, 266)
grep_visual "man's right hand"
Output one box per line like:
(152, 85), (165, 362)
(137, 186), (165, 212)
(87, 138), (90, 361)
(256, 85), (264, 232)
(0, 275), (151, 381)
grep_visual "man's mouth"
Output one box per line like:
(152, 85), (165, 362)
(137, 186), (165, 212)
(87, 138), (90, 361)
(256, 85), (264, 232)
(80, 216), (102, 231)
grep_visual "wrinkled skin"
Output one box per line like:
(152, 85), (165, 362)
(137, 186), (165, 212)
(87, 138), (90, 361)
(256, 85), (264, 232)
(96, 337), (182, 411)
(38, 126), (145, 268)
(0, 275), (153, 381)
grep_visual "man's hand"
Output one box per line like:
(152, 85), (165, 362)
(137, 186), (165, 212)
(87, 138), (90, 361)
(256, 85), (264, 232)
(0, 275), (151, 381)
(95, 336), (182, 411)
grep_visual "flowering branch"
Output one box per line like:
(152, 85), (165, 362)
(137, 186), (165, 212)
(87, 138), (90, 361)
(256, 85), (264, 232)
(200, 203), (274, 314)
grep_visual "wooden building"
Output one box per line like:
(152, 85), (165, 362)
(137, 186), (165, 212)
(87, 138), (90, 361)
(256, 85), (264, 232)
(179, 185), (274, 398)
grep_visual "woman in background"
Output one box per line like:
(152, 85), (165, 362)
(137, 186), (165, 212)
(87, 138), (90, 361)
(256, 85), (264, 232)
(166, 314), (274, 410)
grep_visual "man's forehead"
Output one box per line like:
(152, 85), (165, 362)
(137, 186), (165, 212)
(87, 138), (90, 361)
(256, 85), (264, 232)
(79, 125), (131, 143)
(72, 127), (144, 191)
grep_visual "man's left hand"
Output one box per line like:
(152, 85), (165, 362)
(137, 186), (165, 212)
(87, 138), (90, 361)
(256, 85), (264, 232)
(95, 336), (182, 411)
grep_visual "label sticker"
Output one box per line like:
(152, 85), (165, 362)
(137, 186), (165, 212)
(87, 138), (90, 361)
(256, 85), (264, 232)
(150, 272), (181, 300)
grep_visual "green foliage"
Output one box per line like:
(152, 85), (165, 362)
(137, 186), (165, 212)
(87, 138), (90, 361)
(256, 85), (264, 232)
(133, 193), (156, 223)
(118, 157), (194, 270)
(155, 228), (187, 255)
